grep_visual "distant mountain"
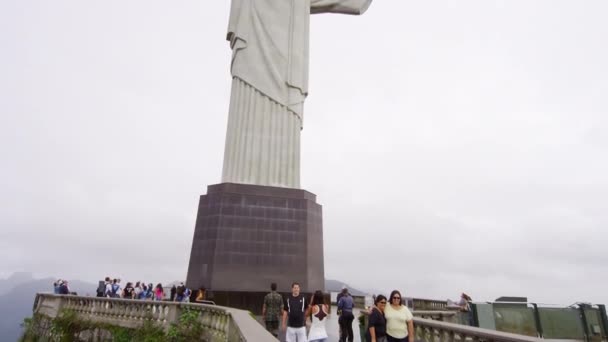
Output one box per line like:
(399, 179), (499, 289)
(325, 279), (369, 297)
(0, 274), (96, 342)
(0, 272), (36, 296)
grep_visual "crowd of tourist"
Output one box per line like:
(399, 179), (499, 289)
(94, 277), (198, 302)
(261, 282), (420, 342)
(51, 277), (204, 303)
(52, 277), (470, 342)
(52, 279), (72, 295)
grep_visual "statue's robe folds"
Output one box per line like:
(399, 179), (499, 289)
(222, 0), (372, 188)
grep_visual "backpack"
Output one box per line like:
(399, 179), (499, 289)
(112, 284), (120, 297)
(96, 281), (105, 297)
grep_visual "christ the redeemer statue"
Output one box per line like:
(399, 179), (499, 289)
(221, 0), (372, 189)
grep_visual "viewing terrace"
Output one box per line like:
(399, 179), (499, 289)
(26, 294), (608, 341)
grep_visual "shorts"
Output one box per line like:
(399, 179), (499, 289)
(265, 320), (278, 333)
(286, 326), (307, 342)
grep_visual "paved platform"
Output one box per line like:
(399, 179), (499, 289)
(260, 307), (363, 342)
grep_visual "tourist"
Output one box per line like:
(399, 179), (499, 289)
(53, 279), (62, 294)
(104, 277), (113, 298)
(96, 278), (106, 297)
(112, 279), (122, 298)
(175, 282), (186, 302)
(139, 283), (150, 300)
(117, 279), (123, 298)
(134, 281), (142, 299)
(262, 282), (283, 337)
(447, 292), (471, 311)
(459, 293), (472, 311)
(460, 293), (473, 325)
(336, 285), (347, 339)
(194, 287), (206, 302)
(58, 280), (70, 295)
(367, 295), (388, 342)
(147, 283), (154, 300)
(183, 285), (192, 302)
(337, 285), (347, 307)
(170, 285), (177, 301)
(282, 282), (307, 342)
(306, 290), (329, 342)
(385, 290), (414, 342)
(447, 292), (473, 325)
(138, 283), (145, 299)
(338, 287), (355, 342)
(123, 282), (135, 299)
(154, 283), (164, 301)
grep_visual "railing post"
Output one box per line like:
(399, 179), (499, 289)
(598, 304), (608, 341)
(471, 303), (479, 327)
(531, 303), (543, 338)
(578, 304), (591, 342)
(166, 302), (181, 328)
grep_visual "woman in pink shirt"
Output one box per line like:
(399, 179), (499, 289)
(154, 283), (164, 301)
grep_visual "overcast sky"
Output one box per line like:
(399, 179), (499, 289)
(1, 0), (607, 305)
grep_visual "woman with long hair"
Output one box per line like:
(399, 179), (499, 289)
(306, 290), (329, 342)
(367, 294), (388, 342)
(384, 290), (414, 342)
(134, 281), (142, 299)
(123, 282), (135, 299)
(154, 283), (164, 301)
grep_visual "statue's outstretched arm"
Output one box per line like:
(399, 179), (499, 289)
(310, 0), (372, 15)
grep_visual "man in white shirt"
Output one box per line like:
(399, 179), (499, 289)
(104, 277), (113, 298)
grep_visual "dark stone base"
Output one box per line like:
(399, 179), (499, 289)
(186, 183), (324, 301)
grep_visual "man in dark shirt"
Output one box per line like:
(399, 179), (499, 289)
(58, 281), (70, 295)
(262, 282), (283, 337)
(338, 288), (355, 342)
(336, 286), (347, 337)
(282, 282), (307, 342)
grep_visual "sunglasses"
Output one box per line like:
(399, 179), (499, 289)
(392, 296), (401, 300)
(378, 301), (387, 304)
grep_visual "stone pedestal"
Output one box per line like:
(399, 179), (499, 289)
(186, 183), (324, 300)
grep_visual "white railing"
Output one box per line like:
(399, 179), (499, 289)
(414, 311), (459, 323)
(412, 298), (449, 311)
(32, 293), (275, 342)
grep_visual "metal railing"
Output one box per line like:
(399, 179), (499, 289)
(413, 317), (548, 342)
